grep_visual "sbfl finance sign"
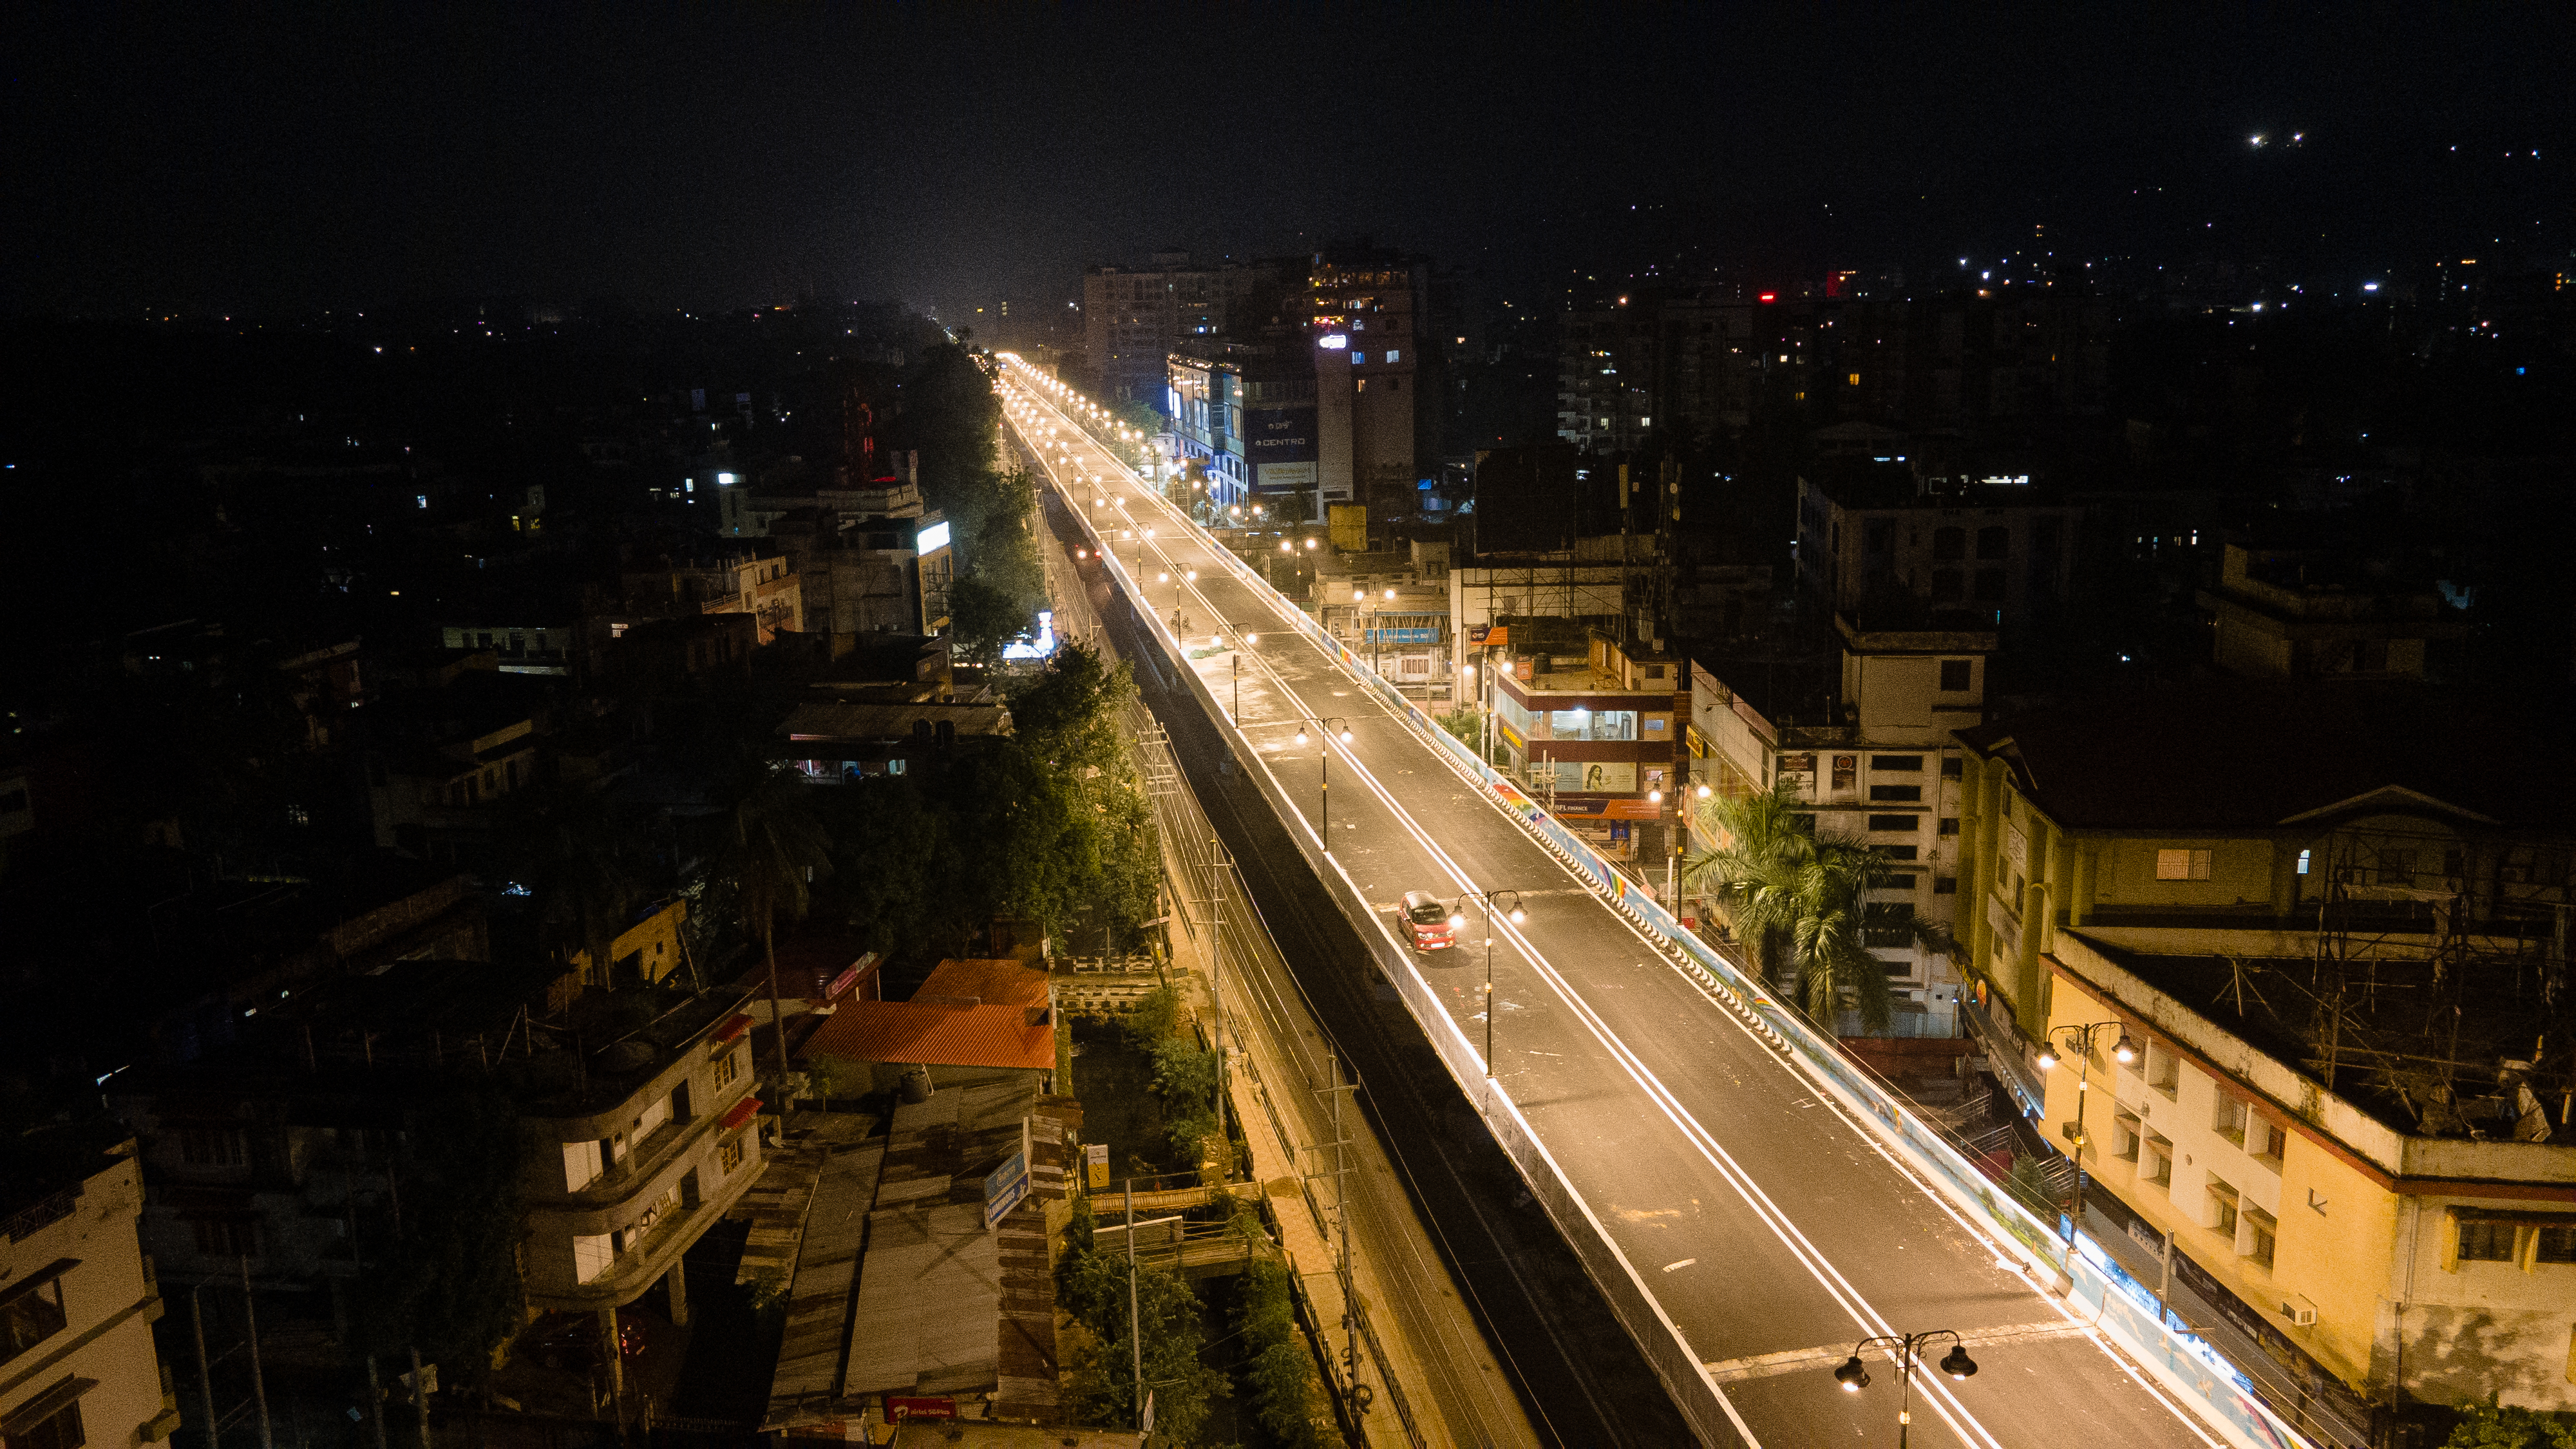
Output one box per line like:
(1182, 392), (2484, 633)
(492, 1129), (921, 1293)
(1084, 1141), (1109, 1190)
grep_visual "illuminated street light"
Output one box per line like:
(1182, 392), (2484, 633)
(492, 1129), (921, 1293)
(1832, 1332), (1976, 1447)
(1459, 888), (1530, 1076)
(2034, 1020), (2139, 1258)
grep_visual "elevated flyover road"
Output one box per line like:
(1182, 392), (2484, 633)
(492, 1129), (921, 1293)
(996, 359), (2238, 1449)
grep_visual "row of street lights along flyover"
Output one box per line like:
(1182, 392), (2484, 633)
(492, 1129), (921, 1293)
(1833, 1331), (1978, 1448)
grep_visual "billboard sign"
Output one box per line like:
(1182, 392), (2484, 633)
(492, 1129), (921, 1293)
(1244, 407), (1316, 463)
(1255, 460), (1317, 492)
(1084, 1142), (1108, 1190)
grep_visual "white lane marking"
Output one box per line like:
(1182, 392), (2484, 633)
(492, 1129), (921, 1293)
(1663, 1258), (1698, 1273)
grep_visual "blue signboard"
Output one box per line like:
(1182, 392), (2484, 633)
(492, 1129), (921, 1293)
(983, 1150), (1030, 1229)
(1364, 627), (1440, 645)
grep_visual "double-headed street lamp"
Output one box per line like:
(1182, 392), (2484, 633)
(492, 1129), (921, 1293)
(1291, 717), (1353, 837)
(1444, 889), (1527, 1077)
(2036, 1019), (2139, 1247)
(1646, 771), (1716, 903)
(1832, 1331), (1977, 1448)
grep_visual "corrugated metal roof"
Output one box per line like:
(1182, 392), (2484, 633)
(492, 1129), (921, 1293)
(804, 999), (1054, 1072)
(914, 958), (1050, 1010)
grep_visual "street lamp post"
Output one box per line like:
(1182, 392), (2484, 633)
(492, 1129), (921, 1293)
(1832, 1331), (1977, 1449)
(2037, 1020), (2139, 1249)
(1220, 629), (1260, 721)
(1291, 717), (1352, 839)
(1447, 890), (1528, 1077)
(1655, 770), (1716, 906)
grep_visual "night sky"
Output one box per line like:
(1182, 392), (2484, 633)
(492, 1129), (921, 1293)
(8, 4), (2571, 316)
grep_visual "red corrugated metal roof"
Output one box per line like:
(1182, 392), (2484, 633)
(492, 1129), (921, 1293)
(914, 958), (1049, 1009)
(712, 1013), (753, 1044)
(719, 1096), (762, 1131)
(802, 998), (1056, 1072)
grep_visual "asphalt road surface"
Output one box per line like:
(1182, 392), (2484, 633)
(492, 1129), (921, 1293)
(998, 363), (2233, 1449)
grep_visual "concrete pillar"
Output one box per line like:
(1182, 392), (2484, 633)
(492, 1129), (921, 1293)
(2268, 840), (2301, 918)
(2047, 822), (2078, 938)
(598, 1306), (624, 1408)
(665, 1266), (688, 1327)
(2018, 880), (2053, 1041)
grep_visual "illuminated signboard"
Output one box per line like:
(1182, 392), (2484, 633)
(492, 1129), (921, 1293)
(915, 521), (951, 553)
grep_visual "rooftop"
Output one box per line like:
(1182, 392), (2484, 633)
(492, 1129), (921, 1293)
(1804, 459), (2068, 511)
(804, 996), (1056, 1073)
(0, 1118), (136, 1224)
(1956, 683), (2576, 833)
(2067, 927), (2573, 1146)
(915, 958), (1050, 1010)
(777, 699), (1009, 744)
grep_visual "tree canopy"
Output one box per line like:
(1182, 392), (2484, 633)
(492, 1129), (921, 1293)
(1681, 781), (1947, 1034)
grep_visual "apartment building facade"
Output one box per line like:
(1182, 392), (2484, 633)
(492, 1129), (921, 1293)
(1083, 257), (1277, 406)
(2, 1129), (180, 1449)
(1686, 614), (1994, 1026)
(620, 553), (804, 645)
(1490, 630), (1685, 864)
(1795, 467), (2084, 644)
(2039, 929), (2576, 1426)
(519, 990), (764, 1327)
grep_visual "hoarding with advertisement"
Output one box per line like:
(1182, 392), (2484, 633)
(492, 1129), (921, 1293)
(1531, 760), (1636, 794)
(1244, 406), (1316, 463)
(1255, 460), (1316, 493)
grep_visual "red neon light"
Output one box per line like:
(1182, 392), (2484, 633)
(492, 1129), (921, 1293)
(1758, 291), (1777, 304)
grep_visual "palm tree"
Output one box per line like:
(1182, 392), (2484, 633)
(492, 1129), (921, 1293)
(716, 761), (835, 1085)
(1682, 782), (1948, 1035)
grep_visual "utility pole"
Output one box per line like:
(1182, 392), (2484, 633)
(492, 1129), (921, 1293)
(1125, 1179), (1142, 1431)
(190, 1285), (219, 1449)
(409, 1345), (431, 1449)
(239, 1257), (272, 1449)
(1209, 840), (1227, 1158)
(1314, 1054), (1361, 1413)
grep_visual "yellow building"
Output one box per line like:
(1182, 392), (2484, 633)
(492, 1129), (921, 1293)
(1955, 685), (2576, 1421)
(569, 897), (691, 987)
(2041, 930), (2576, 1421)
(2, 1126), (180, 1449)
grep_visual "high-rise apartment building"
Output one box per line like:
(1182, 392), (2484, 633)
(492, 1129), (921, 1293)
(1300, 252), (1437, 531)
(1081, 256), (1278, 407)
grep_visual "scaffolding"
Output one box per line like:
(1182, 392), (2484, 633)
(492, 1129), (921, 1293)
(2235, 824), (2572, 1141)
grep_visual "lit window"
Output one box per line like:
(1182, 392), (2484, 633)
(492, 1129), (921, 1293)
(2155, 848), (2213, 881)
(1385, 349), (1400, 363)
(2297, 848), (2311, 875)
